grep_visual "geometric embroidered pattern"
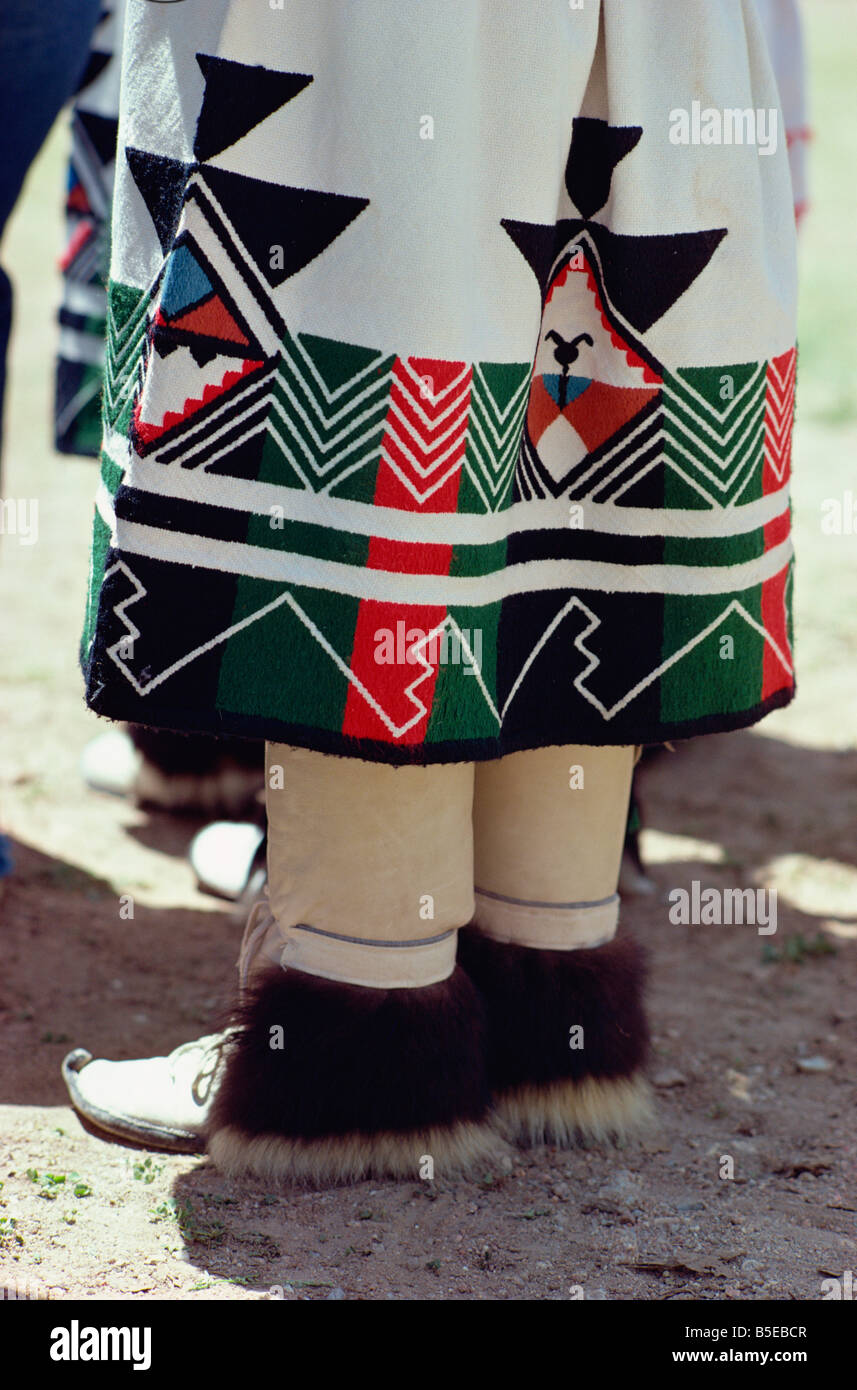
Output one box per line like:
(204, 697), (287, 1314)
(82, 51), (798, 764)
(661, 363), (767, 507)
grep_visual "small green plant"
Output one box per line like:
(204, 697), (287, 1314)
(0, 1215), (23, 1248)
(132, 1158), (163, 1185)
(27, 1170), (66, 1201)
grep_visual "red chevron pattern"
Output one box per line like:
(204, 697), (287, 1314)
(376, 355), (472, 507)
(763, 347), (796, 488)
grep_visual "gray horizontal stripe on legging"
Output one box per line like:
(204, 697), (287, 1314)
(473, 888), (620, 911)
(291, 922), (456, 948)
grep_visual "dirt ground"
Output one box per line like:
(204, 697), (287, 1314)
(2, 13), (857, 1302)
(1, 719), (856, 1302)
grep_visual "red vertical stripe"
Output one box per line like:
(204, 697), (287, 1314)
(343, 356), (470, 742)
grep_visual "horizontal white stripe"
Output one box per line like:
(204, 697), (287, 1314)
(111, 514), (793, 602)
(58, 328), (106, 367)
(62, 282), (107, 318)
(114, 447), (791, 543)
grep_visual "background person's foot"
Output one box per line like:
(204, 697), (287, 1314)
(189, 820), (266, 901)
(80, 726), (265, 817)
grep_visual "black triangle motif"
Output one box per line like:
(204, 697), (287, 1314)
(500, 218), (561, 296)
(77, 109), (119, 167)
(587, 223), (727, 332)
(565, 117), (642, 219)
(126, 148), (194, 254)
(201, 164), (369, 286)
(76, 49), (110, 95)
(194, 55), (313, 162)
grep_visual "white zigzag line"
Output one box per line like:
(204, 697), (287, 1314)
(466, 405), (523, 470)
(270, 371), (391, 463)
(144, 364), (382, 475)
(765, 395), (794, 443)
(386, 387), (470, 449)
(279, 348), (394, 427)
(385, 618), (501, 737)
(105, 361), (146, 417)
(455, 384), (529, 507)
(767, 352), (796, 386)
(389, 372), (471, 432)
(663, 393), (765, 470)
(103, 562), (499, 737)
(288, 335), (390, 406)
(500, 594), (793, 723)
(266, 411), (403, 491)
(578, 598), (792, 718)
(466, 395), (528, 474)
(462, 432), (519, 510)
(471, 363), (531, 430)
(382, 405), (469, 479)
(767, 368), (796, 402)
(763, 444), (790, 484)
(106, 330), (147, 395)
(665, 430), (762, 495)
(765, 413), (794, 450)
(661, 450), (756, 510)
(377, 445), (464, 503)
(466, 409), (526, 484)
(665, 389), (766, 463)
(266, 391), (388, 476)
(670, 361), (767, 422)
(100, 541), (794, 730)
(106, 291), (150, 358)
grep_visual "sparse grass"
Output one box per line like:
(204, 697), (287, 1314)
(761, 932), (838, 965)
(0, 1215), (24, 1249)
(149, 1197), (225, 1246)
(27, 1169), (92, 1201)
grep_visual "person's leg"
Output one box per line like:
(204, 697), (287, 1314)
(206, 744), (505, 1182)
(80, 724), (265, 816)
(458, 744), (651, 1145)
(0, 0), (102, 453)
(62, 742), (505, 1177)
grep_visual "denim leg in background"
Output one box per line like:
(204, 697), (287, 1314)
(0, 0), (102, 458)
(0, 0), (102, 879)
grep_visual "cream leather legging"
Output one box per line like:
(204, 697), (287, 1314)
(248, 742), (636, 990)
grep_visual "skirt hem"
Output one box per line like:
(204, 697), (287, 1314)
(81, 675), (796, 765)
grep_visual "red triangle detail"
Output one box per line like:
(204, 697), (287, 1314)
(169, 295), (250, 347)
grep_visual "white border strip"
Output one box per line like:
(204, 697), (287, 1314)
(110, 514), (794, 602)
(105, 442), (791, 543)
